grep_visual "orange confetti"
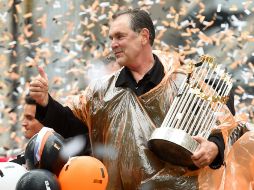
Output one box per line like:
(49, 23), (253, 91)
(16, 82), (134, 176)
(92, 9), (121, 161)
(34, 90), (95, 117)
(156, 29), (167, 40)
(92, 0), (99, 10)
(197, 14), (205, 23)
(8, 0), (14, 9)
(36, 14), (47, 29)
(23, 12), (32, 19)
(203, 20), (214, 30)
(229, 5), (238, 12)
(87, 23), (95, 29)
(15, 4), (22, 14)
(24, 24), (33, 37)
(235, 86), (245, 94)
(198, 32), (213, 44)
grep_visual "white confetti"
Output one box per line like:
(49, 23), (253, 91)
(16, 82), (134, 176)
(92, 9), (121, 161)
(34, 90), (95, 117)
(75, 43), (82, 51)
(17, 105), (23, 110)
(98, 14), (107, 21)
(0, 101), (4, 109)
(53, 1), (61, 9)
(221, 23), (229, 30)
(180, 20), (189, 28)
(244, 9), (251, 15)
(100, 2), (110, 7)
(70, 50), (78, 57)
(8, 41), (17, 46)
(217, 4), (222, 12)
(156, 26), (166, 30)
(0, 12), (7, 22)
(17, 86), (23, 94)
(54, 44), (62, 53)
(166, 14), (174, 19)
(3, 50), (12, 54)
(161, 41), (169, 47)
(79, 11), (88, 16)
(20, 77), (25, 85)
(197, 47), (204, 55)
(25, 56), (34, 62)
(230, 15), (247, 31)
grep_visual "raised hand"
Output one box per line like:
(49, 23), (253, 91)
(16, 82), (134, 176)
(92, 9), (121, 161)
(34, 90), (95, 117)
(29, 66), (49, 107)
(191, 136), (219, 168)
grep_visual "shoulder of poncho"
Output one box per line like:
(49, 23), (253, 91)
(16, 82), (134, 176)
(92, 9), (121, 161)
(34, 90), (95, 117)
(152, 50), (187, 75)
(86, 68), (122, 94)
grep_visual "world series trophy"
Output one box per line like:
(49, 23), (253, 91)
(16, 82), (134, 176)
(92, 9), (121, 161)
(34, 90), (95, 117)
(148, 55), (233, 167)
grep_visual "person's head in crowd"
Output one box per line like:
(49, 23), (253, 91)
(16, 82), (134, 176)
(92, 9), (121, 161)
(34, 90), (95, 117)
(109, 9), (155, 68)
(25, 128), (66, 176)
(22, 94), (43, 139)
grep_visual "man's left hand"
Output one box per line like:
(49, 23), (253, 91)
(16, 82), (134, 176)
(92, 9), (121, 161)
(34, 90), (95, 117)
(191, 136), (219, 168)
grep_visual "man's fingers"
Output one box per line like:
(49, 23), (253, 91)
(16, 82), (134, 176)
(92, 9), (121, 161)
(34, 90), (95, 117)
(29, 91), (42, 97)
(38, 66), (48, 80)
(30, 79), (47, 88)
(191, 136), (204, 160)
(192, 150), (206, 168)
(29, 67), (49, 107)
(30, 75), (48, 88)
(192, 136), (205, 143)
(191, 149), (203, 160)
(191, 137), (219, 168)
(191, 137), (205, 160)
(29, 86), (47, 93)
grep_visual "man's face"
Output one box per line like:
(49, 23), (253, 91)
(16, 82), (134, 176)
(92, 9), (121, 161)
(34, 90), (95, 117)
(22, 104), (43, 139)
(109, 14), (143, 67)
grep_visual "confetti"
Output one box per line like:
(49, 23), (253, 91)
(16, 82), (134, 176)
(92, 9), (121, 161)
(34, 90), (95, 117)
(244, 9), (251, 15)
(100, 2), (110, 8)
(180, 20), (190, 28)
(217, 4), (222, 12)
(23, 12), (32, 19)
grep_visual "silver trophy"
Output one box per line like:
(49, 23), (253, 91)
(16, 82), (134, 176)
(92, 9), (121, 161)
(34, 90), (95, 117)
(148, 55), (232, 167)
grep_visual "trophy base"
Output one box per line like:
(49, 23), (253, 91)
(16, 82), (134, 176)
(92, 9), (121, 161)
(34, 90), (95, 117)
(148, 127), (199, 167)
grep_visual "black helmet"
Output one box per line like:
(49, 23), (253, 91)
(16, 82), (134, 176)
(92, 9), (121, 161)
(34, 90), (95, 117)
(25, 128), (66, 176)
(16, 169), (60, 190)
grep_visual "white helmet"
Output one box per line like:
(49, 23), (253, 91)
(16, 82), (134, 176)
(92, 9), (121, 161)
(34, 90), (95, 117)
(0, 162), (27, 190)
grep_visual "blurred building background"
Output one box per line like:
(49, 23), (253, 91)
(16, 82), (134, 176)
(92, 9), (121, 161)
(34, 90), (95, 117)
(0, 0), (253, 153)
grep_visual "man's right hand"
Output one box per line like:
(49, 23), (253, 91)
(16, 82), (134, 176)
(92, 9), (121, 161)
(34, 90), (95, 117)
(29, 67), (49, 107)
